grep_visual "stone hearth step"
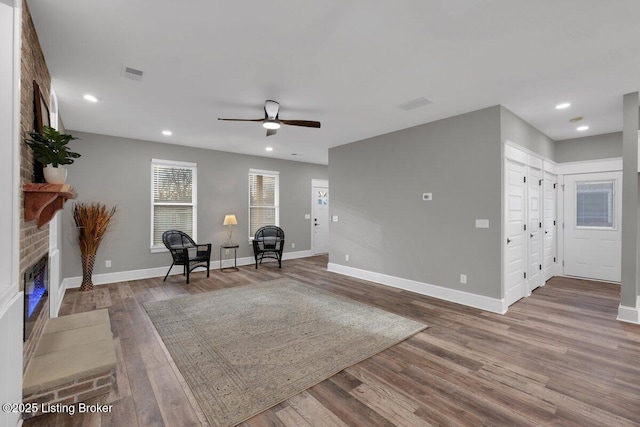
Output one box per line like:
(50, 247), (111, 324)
(22, 309), (116, 415)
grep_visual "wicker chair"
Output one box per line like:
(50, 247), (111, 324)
(252, 226), (285, 269)
(162, 230), (211, 284)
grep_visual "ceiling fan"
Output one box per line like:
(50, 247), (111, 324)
(218, 100), (321, 137)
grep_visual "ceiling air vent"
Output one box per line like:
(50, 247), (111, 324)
(397, 96), (434, 111)
(121, 65), (144, 81)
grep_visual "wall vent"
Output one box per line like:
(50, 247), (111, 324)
(121, 65), (144, 80)
(397, 96), (434, 111)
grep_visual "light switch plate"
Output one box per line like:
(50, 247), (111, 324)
(475, 219), (490, 228)
(304, 214), (310, 219)
(332, 215), (339, 222)
(422, 193), (433, 201)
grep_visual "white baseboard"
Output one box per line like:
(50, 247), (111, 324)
(60, 250), (314, 293)
(327, 263), (507, 314)
(617, 297), (640, 324)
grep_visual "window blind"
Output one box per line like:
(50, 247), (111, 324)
(249, 170), (279, 237)
(151, 160), (197, 248)
(576, 181), (613, 228)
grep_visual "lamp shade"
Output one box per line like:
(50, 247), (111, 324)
(223, 214), (238, 226)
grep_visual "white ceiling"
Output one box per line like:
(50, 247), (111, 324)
(27, 0), (640, 165)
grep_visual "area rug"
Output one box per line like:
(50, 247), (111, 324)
(144, 279), (427, 427)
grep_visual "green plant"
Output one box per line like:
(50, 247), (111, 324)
(25, 125), (80, 167)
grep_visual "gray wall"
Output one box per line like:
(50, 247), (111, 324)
(61, 132), (328, 278)
(555, 132), (622, 163)
(621, 94), (639, 307)
(500, 106), (555, 159)
(329, 106), (503, 299)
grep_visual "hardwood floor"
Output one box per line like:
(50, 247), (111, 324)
(24, 256), (640, 426)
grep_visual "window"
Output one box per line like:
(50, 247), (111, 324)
(576, 180), (614, 228)
(249, 169), (279, 238)
(151, 159), (197, 251)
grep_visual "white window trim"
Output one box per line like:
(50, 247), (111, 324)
(248, 168), (280, 240)
(150, 159), (198, 252)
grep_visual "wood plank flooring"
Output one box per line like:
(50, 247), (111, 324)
(24, 256), (640, 426)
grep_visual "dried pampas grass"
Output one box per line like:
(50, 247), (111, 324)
(73, 203), (116, 257)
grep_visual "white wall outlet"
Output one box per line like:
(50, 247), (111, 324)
(332, 215), (339, 222)
(304, 214), (310, 219)
(475, 219), (490, 228)
(225, 249), (229, 255)
(291, 243), (295, 248)
(105, 260), (111, 268)
(422, 193), (433, 201)
(460, 274), (467, 284)
(345, 254), (350, 261)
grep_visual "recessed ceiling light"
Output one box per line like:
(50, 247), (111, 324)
(555, 103), (571, 109)
(83, 94), (100, 103)
(265, 147), (273, 152)
(576, 125), (589, 131)
(162, 130), (172, 136)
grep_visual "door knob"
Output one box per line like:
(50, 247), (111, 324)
(530, 233), (534, 238)
(545, 230), (548, 234)
(507, 238), (511, 244)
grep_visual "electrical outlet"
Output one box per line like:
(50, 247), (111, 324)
(105, 260), (111, 268)
(225, 249), (229, 255)
(460, 274), (467, 284)
(345, 254), (350, 261)
(291, 243), (295, 248)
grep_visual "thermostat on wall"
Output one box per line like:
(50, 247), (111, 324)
(422, 193), (433, 201)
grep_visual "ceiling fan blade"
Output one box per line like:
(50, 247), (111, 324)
(266, 128), (277, 137)
(264, 100), (280, 119)
(218, 118), (264, 122)
(280, 119), (321, 128)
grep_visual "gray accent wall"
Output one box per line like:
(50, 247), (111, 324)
(329, 106), (503, 299)
(621, 94), (639, 307)
(555, 132), (622, 163)
(60, 132), (327, 279)
(500, 106), (555, 159)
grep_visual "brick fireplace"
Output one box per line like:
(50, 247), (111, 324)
(20, 1), (53, 372)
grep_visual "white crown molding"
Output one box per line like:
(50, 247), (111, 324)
(327, 263), (507, 314)
(557, 157), (622, 175)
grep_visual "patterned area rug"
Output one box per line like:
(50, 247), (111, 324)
(144, 279), (427, 427)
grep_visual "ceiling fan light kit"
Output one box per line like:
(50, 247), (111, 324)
(263, 120), (281, 130)
(219, 100), (320, 137)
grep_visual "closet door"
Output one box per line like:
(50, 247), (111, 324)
(543, 171), (557, 281)
(527, 166), (543, 291)
(505, 157), (527, 306)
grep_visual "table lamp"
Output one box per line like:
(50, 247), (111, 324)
(223, 214), (238, 244)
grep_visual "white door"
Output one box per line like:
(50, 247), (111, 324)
(505, 158), (527, 305)
(527, 166), (543, 291)
(312, 182), (329, 254)
(564, 172), (622, 282)
(543, 171), (557, 281)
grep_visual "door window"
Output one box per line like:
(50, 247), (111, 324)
(576, 180), (614, 228)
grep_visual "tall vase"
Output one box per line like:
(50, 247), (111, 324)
(80, 253), (96, 291)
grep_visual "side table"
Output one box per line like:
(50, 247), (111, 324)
(220, 244), (239, 272)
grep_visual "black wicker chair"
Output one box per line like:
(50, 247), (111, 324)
(162, 230), (211, 284)
(252, 226), (285, 269)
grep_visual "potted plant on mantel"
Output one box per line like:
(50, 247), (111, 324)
(25, 125), (80, 184)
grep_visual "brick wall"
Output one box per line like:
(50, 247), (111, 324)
(21, 3), (52, 370)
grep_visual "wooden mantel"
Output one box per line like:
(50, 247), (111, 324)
(23, 183), (76, 228)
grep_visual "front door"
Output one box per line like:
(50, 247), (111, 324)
(312, 181), (329, 254)
(563, 171), (622, 282)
